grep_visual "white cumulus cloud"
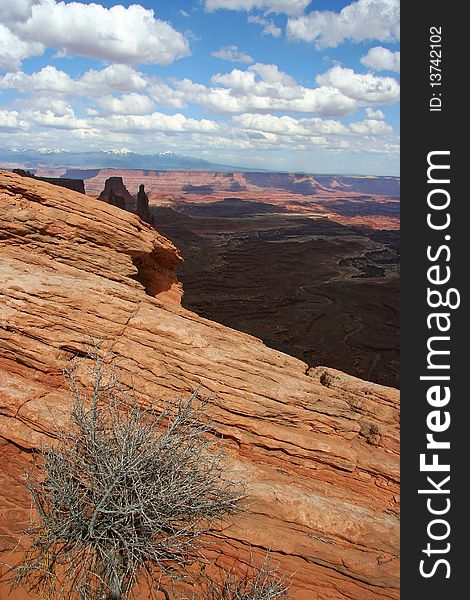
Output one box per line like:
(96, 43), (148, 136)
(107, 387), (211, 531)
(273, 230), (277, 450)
(0, 1), (40, 23)
(205, 0), (309, 15)
(0, 64), (149, 96)
(178, 74), (357, 116)
(79, 65), (148, 94)
(0, 24), (43, 72)
(25, 97), (76, 116)
(234, 113), (349, 137)
(316, 65), (400, 104)
(177, 64), (358, 116)
(0, 109), (22, 129)
(97, 94), (155, 116)
(287, 0), (400, 49)
(0, 65), (75, 93)
(365, 107), (385, 119)
(147, 82), (187, 109)
(92, 112), (219, 134)
(211, 45), (254, 64)
(234, 112), (395, 139)
(212, 63), (297, 91)
(2, 0), (189, 68)
(23, 104), (89, 130)
(349, 118), (394, 135)
(249, 63), (296, 86)
(361, 46), (400, 72)
(247, 15), (281, 37)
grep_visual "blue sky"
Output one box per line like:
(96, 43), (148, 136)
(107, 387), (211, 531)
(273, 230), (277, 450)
(0, 0), (399, 175)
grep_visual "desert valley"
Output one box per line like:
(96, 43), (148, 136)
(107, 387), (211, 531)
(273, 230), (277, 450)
(31, 166), (400, 388)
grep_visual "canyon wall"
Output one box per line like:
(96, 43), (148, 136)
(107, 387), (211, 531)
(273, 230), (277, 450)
(77, 169), (399, 230)
(12, 168), (86, 194)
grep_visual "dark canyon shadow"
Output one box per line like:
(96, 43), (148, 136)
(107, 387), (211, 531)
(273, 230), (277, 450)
(151, 199), (400, 388)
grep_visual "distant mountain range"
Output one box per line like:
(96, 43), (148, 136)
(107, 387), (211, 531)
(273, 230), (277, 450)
(0, 147), (265, 172)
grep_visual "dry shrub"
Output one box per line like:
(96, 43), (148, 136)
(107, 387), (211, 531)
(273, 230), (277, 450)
(171, 551), (291, 600)
(206, 552), (291, 600)
(11, 346), (244, 600)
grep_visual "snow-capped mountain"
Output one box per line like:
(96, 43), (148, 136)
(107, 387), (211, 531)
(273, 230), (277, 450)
(103, 148), (134, 156)
(0, 148), (257, 172)
(37, 147), (66, 154)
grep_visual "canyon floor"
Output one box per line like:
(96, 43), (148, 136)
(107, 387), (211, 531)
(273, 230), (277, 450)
(69, 168), (400, 388)
(152, 203), (399, 389)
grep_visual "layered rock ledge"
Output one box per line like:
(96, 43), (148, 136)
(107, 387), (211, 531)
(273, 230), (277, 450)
(0, 170), (399, 599)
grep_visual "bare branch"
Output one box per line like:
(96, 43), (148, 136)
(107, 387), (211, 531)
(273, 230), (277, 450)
(171, 551), (291, 600)
(10, 344), (244, 600)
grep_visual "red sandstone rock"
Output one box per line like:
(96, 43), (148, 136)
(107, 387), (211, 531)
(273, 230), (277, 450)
(12, 168), (85, 194)
(0, 170), (399, 599)
(83, 169), (400, 231)
(98, 175), (136, 212)
(137, 183), (152, 225)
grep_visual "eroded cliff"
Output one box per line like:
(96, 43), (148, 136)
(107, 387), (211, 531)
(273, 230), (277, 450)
(0, 170), (399, 599)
